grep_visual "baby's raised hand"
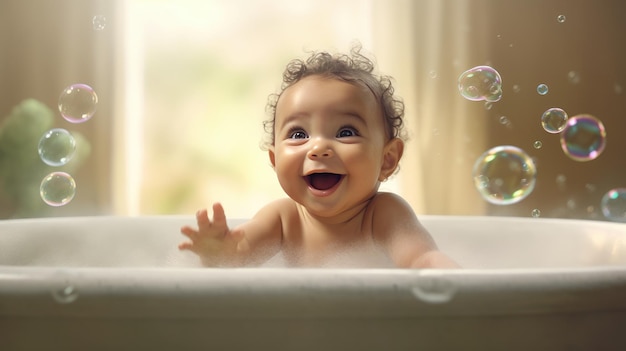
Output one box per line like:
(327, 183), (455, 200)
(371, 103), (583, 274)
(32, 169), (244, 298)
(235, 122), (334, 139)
(179, 203), (243, 266)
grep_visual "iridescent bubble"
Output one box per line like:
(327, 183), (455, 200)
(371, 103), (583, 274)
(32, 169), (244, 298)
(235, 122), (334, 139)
(38, 128), (76, 166)
(92, 15), (106, 30)
(557, 14), (566, 23)
(472, 145), (537, 205)
(40, 172), (76, 206)
(537, 83), (549, 95)
(58, 83), (98, 123)
(531, 208), (541, 218)
(458, 65), (503, 102)
(601, 188), (626, 222)
(541, 108), (569, 133)
(560, 114), (606, 161)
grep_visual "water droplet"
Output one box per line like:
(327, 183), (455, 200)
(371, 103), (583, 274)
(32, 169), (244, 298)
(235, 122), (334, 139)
(560, 114), (606, 162)
(52, 285), (79, 304)
(472, 145), (537, 205)
(411, 272), (456, 304)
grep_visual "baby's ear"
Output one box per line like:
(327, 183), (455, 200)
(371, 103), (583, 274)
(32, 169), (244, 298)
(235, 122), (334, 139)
(268, 146), (276, 168)
(379, 138), (404, 181)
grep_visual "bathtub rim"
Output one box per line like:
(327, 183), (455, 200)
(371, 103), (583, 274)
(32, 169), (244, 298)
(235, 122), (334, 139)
(1, 265), (626, 320)
(1, 213), (625, 225)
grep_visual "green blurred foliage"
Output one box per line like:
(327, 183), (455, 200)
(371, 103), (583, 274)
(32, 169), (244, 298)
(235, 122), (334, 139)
(0, 99), (90, 218)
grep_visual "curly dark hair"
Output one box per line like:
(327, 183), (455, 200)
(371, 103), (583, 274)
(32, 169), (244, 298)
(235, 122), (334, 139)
(262, 45), (406, 148)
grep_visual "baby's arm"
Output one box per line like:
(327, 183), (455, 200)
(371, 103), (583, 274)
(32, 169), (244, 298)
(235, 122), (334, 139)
(371, 193), (460, 269)
(179, 201), (284, 267)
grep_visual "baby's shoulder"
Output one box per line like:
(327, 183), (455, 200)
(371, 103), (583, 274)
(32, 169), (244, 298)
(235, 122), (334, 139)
(255, 197), (299, 219)
(370, 192), (411, 208)
(367, 192), (416, 223)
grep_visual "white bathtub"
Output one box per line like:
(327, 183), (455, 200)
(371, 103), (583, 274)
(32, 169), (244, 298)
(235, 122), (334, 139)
(1, 215), (625, 350)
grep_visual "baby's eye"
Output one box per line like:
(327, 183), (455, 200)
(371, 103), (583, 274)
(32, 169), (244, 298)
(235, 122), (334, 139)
(288, 129), (308, 139)
(337, 127), (359, 138)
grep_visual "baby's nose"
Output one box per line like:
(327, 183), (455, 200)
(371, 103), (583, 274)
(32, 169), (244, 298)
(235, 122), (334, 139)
(307, 140), (334, 159)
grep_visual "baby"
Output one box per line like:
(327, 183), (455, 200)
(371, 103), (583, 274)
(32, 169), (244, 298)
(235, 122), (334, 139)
(179, 45), (458, 268)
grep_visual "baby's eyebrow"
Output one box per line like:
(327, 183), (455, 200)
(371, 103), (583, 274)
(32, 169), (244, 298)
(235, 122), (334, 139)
(341, 111), (367, 124)
(277, 113), (308, 129)
(277, 109), (367, 130)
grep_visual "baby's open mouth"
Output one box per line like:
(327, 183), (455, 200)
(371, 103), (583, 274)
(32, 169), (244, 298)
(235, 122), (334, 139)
(305, 173), (343, 191)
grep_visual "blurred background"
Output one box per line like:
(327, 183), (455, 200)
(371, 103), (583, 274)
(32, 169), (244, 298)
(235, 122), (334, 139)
(0, 0), (624, 221)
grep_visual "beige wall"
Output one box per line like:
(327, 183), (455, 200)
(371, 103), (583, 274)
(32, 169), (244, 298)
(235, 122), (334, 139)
(1, 0), (625, 221)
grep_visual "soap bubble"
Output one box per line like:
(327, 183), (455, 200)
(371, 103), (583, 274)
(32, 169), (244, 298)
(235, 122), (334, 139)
(58, 83), (98, 123)
(472, 145), (537, 205)
(560, 114), (606, 161)
(537, 83), (549, 95)
(567, 71), (580, 84)
(585, 183), (597, 193)
(533, 140), (542, 149)
(38, 128), (76, 166)
(541, 108), (569, 133)
(411, 271), (456, 304)
(92, 15), (106, 30)
(458, 65), (503, 102)
(531, 208), (541, 218)
(557, 14), (566, 23)
(601, 188), (626, 222)
(40, 172), (76, 206)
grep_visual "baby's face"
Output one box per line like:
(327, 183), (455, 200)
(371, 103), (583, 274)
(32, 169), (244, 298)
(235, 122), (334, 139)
(269, 75), (396, 218)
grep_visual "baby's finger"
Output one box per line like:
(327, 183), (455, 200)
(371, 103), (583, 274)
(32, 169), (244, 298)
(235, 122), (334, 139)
(211, 203), (228, 230)
(180, 226), (198, 240)
(196, 208), (211, 231)
(178, 241), (196, 252)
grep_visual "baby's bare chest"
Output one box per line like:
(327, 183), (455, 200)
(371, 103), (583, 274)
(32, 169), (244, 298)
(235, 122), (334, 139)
(279, 222), (388, 267)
